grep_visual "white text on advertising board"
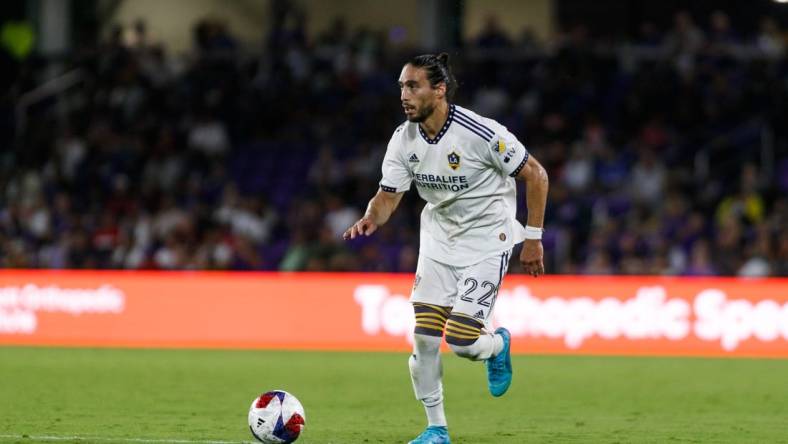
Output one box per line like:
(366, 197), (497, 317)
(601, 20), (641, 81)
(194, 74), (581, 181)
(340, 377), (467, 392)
(0, 284), (125, 334)
(354, 285), (788, 352)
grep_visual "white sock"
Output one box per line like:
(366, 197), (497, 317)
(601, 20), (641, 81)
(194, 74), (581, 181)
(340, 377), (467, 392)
(449, 331), (502, 361)
(492, 332), (504, 357)
(425, 402), (447, 427)
(409, 334), (447, 427)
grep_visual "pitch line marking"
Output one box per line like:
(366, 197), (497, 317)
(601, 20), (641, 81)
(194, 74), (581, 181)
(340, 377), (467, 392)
(0, 434), (254, 444)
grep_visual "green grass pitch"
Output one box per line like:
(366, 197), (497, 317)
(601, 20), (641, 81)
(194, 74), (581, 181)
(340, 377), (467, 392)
(0, 347), (786, 443)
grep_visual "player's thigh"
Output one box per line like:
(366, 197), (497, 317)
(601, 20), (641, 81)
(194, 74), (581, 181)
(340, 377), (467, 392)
(452, 249), (512, 324)
(410, 255), (460, 308)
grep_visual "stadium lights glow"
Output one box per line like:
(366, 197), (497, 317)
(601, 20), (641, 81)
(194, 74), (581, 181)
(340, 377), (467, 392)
(773, 0), (788, 3)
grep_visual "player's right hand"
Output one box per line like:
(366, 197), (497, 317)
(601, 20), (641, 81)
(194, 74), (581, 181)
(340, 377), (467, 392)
(343, 217), (378, 240)
(520, 239), (545, 277)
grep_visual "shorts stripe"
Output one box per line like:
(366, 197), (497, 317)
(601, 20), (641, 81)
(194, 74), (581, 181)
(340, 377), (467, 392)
(490, 250), (510, 313)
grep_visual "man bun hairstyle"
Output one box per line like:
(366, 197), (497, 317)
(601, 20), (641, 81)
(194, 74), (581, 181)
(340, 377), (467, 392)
(408, 52), (458, 101)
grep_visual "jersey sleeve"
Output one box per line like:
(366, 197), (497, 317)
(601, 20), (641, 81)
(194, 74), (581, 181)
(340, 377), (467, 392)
(379, 127), (412, 193)
(486, 124), (530, 177)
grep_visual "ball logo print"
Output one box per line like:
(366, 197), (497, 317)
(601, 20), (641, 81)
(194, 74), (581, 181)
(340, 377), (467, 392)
(248, 390), (305, 443)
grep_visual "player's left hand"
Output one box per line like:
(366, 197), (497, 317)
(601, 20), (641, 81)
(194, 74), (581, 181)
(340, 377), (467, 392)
(520, 239), (544, 277)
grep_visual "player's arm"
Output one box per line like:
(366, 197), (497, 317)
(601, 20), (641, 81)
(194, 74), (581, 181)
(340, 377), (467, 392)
(343, 189), (405, 240)
(515, 155), (549, 277)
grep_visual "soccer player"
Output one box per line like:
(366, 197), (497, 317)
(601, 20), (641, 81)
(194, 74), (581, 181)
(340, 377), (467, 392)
(343, 53), (548, 444)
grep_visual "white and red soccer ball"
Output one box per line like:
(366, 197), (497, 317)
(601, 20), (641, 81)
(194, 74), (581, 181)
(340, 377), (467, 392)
(248, 390), (306, 443)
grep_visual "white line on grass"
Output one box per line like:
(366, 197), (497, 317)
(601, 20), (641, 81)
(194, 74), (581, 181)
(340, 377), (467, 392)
(0, 434), (254, 444)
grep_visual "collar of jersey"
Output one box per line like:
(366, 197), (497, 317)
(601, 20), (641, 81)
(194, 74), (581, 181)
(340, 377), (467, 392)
(418, 104), (455, 145)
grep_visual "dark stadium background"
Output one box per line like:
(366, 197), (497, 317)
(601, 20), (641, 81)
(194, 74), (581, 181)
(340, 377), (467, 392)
(1, 0), (787, 277)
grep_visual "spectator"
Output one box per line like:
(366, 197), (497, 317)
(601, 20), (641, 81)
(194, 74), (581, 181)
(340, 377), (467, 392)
(756, 17), (785, 59)
(629, 148), (666, 206)
(1, 11), (785, 278)
(474, 15), (512, 48)
(715, 164), (765, 227)
(664, 11), (705, 75)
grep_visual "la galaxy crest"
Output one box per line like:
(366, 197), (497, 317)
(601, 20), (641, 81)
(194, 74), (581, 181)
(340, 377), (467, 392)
(447, 151), (460, 170)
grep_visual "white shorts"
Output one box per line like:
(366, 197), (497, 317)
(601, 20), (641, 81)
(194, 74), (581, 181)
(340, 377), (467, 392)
(410, 249), (512, 324)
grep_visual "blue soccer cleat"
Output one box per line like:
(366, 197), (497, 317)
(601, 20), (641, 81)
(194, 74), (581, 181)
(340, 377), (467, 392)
(486, 327), (512, 397)
(408, 425), (451, 444)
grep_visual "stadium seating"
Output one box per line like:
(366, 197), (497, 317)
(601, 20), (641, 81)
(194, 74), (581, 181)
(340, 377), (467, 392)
(1, 12), (786, 276)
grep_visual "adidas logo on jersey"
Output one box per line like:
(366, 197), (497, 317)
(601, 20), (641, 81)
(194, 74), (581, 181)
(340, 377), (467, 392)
(409, 153), (419, 163)
(473, 310), (485, 319)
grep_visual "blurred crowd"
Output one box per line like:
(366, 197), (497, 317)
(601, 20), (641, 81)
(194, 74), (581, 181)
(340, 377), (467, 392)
(1, 9), (787, 276)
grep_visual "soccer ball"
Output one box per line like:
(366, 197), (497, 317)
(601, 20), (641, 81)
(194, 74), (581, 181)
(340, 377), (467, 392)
(248, 390), (306, 443)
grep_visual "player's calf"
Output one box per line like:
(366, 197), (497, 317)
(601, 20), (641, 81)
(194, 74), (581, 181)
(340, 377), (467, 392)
(410, 304), (450, 399)
(410, 303), (451, 428)
(409, 333), (443, 405)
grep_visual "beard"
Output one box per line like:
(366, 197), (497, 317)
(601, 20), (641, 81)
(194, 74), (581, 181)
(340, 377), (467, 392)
(406, 102), (436, 123)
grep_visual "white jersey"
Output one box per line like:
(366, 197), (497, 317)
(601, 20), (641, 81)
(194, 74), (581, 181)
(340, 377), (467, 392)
(380, 104), (529, 267)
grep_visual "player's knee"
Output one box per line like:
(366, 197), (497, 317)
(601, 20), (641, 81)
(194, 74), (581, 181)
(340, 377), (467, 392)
(413, 303), (450, 338)
(444, 313), (483, 357)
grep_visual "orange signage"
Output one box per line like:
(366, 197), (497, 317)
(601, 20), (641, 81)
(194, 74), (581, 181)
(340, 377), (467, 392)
(0, 271), (786, 357)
